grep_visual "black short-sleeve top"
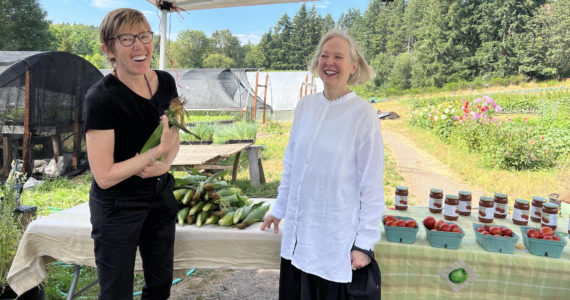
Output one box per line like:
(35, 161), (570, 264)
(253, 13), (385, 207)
(83, 70), (178, 194)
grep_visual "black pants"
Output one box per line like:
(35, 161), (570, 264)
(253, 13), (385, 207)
(279, 255), (381, 300)
(89, 174), (177, 300)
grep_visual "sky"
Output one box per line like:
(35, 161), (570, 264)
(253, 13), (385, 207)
(38, 0), (371, 45)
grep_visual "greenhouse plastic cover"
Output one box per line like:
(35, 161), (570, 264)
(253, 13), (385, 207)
(246, 71), (323, 111)
(100, 69), (323, 112)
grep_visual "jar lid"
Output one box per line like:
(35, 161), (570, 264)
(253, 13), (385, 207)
(479, 196), (493, 202)
(515, 198), (529, 205)
(430, 188), (443, 193)
(543, 203), (558, 209)
(458, 190), (472, 196)
(494, 192), (508, 198)
(532, 196), (546, 202)
(396, 185), (408, 191)
(445, 194), (459, 200)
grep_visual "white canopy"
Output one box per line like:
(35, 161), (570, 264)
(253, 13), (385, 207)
(144, 0), (314, 69)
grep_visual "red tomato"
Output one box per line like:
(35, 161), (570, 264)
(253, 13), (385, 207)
(489, 226), (502, 235)
(385, 220), (396, 227)
(434, 220), (445, 230)
(439, 224), (451, 232)
(543, 235), (553, 240)
(452, 228), (462, 234)
(526, 229), (539, 238)
(423, 216), (436, 230)
(553, 235), (561, 241)
(450, 224), (459, 231)
(476, 227), (485, 233)
(405, 219), (417, 228)
(501, 228), (513, 237)
(482, 231), (491, 235)
(383, 215), (397, 224)
(540, 226), (554, 237)
(396, 220), (406, 227)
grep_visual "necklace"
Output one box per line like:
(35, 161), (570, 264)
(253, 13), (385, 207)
(113, 69), (153, 98)
(324, 89), (352, 102)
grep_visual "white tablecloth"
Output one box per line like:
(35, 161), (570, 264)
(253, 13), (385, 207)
(7, 199), (280, 295)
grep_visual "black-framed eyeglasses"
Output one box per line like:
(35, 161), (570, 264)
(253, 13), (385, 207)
(107, 31), (154, 47)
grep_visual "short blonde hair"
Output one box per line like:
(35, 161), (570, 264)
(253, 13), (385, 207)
(308, 30), (374, 86)
(99, 8), (151, 64)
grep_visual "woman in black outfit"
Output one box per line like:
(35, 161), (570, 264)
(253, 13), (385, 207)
(83, 8), (180, 300)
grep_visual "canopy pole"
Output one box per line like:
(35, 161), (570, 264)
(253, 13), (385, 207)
(159, 9), (167, 70)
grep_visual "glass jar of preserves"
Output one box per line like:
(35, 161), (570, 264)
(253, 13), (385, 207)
(458, 190), (472, 216)
(530, 196), (546, 223)
(541, 203), (558, 230)
(512, 198), (530, 226)
(493, 193), (508, 219)
(478, 196), (494, 223)
(444, 194), (459, 221)
(395, 186), (408, 210)
(429, 188), (443, 213)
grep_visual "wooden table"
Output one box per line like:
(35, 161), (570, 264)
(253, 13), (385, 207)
(171, 143), (265, 185)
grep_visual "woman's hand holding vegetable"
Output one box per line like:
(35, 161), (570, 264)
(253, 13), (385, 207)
(137, 115), (180, 178)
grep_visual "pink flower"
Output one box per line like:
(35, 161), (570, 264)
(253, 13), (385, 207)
(495, 105), (502, 113)
(474, 98), (482, 103)
(454, 116), (459, 120)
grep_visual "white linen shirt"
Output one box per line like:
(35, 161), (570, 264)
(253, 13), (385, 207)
(272, 91), (385, 283)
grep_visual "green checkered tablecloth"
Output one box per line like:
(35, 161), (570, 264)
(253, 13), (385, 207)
(374, 207), (570, 300)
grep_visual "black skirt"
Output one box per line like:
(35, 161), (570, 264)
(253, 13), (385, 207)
(279, 255), (381, 300)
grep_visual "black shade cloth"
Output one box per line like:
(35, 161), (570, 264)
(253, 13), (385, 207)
(0, 51), (103, 131)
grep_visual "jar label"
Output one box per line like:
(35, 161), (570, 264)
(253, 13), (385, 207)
(458, 201), (471, 212)
(530, 206), (542, 219)
(429, 197), (442, 210)
(541, 212), (558, 227)
(479, 206), (494, 220)
(395, 195), (408, 207)
(444, 204), (458, 217)
(512, 208), (529, 222)
(494, 202), (507, 216)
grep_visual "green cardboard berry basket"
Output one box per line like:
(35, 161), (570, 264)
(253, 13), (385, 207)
(472, 224), (519, 254)
(382, 216), (419, 244)
(520, 226), (567, 258)
(423, 223), (465, 249)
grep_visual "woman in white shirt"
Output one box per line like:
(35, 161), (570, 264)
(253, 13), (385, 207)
(261, 30), (385, 299)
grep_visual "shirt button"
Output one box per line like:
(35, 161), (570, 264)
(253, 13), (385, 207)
(157, 178), (161, 181)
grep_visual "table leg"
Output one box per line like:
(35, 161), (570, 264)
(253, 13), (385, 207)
(232, 151), (242, 184)
(66, 264), (81, 300)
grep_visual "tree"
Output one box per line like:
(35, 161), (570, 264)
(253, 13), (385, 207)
(170, 30), (209, 68)
(203, 53), (235, 68)
(518, 0), (570, 80)
(389, 52), (412, 89)
(209, 29), (243, 65)
(0, 0), (52, 50)
(244, 44), (265, 68)
(322, 14), (335, 34)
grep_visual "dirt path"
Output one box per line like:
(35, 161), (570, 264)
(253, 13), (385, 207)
(168, 125), (489, 299)
(381, 129), (489, 206)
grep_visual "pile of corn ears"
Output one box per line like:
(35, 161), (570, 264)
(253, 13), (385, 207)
(173, 169), (269, 229)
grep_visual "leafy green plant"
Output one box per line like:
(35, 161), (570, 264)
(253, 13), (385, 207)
(181, 123), (215, 142)
(213, 121), (257, 144)
(0, 183), (23, 285)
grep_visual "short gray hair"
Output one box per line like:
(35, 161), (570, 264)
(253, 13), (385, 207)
(308, 30), (374, 86)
